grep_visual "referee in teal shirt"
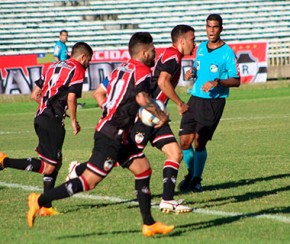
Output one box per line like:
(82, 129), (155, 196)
(178, 14), (240, 193)
(53, 30), (69, 62)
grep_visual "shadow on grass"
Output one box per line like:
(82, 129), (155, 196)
(154, 206), (290, 238)
(56, 229), (140, 240)
(55, 206), (290, 240)
(188, 185), (290, 208)
(152, 173), (290, 199)
(62, 198), (138, 214)
(202, 173), (290, 191)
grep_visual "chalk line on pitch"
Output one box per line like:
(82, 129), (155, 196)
(0, 181), (289, 224)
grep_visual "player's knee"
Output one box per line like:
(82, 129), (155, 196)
(194, 138), (207, 151)
(179, 137), (193, 150)
(173, 149), (183, 163)
(42, 162), (56, 175)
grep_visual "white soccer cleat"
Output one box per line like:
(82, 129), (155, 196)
(66, 161), (80, 181)
(159, 199), (192, 214)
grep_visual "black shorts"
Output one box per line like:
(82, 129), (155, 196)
(179, 96), (225, 140)
(86, 132), (145, 177)
(34, 115), (65, 165)
(130, 120), (177, 150)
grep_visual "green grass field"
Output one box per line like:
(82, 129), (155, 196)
(0, 81), (289, 243)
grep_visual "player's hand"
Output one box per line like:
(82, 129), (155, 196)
(184, 67), (197, 80)
(154, 111), (169, 128)
(184, 68), (194, 80)
(72, 121), (81, 135)
(202, 80), (218, 92)
(178, 101), (189, 115)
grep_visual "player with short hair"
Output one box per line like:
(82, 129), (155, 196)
(178, 14), (240, 192)
(26, 32), (175, 237)
(129, 24), (196, 213)
(0, 41), (93, 216)
(54, 29), (69, 62)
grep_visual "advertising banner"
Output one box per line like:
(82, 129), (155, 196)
(0, 42), (268, 95)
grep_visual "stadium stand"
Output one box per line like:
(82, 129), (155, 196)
(0, 0), (289, 66)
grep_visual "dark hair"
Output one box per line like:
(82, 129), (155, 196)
(71, 41), (93, 57)
(60, 29), (68, 35)
(206, 14), (223, 26)
(171, 25), (195, 43)
(128, 32), (153, 57)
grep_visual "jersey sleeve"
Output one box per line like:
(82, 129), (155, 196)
(159, 58), (178, 76)
(134, 65), (151, 95)
(226, 48), (240, 78)
(135, 74), (151, 95)
(68, 65), (85, 98)
(34, 75), (45, 88)
(53, 42), (61, 58)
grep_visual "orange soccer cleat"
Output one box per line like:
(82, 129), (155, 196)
(0, 152), (8, 170)
(38, 207), (60, 216)
(142, 221), (174, 237)
(26, 193), (41, 228)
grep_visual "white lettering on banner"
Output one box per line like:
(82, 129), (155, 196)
(0, 61), (196, 94)
(0, 42), (268, 95)
(92, 50), (130, 61)
(4, 68), (32, 94)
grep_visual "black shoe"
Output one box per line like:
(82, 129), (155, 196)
(178, 170), (192, 192)
(190, 177), (203, 192)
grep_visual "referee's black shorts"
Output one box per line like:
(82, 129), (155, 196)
(179, 96), (225, 140)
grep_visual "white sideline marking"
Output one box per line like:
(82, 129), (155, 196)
(1, 181), (289, 224)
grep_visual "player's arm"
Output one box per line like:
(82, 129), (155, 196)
(67, 92), (80, 135)
(184, 67), (197, 80)
(93, 84), (107, 108)
(136, 91), (169, 128)
(158, 71), (188, 115)
(216, 77), (240, 87)
(203, 50), (240, 92)
(31, 86), (42, 104)
(53, 44), (61, 62)
(202, 77), (240, 92)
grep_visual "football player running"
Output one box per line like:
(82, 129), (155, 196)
(26, 32), (175, 237)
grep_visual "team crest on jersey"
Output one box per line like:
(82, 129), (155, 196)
(210, 64), (218, 73)
(104, 157), (114, 171)
(196, 61), (200, 70)
(135, 132), (145, 144)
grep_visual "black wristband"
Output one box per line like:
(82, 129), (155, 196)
(214, 78), (221, 85)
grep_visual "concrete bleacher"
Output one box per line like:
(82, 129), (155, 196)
(0, 0), (289, 64)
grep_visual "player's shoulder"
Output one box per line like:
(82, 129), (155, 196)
(221, 42), (236, 56)
(66, 59), (85, 73)
(160, 46), (182, 63)
(129, 59), (151, 73)
(55, 40), (62, 46)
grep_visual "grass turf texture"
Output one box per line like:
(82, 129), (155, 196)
(0, 80), (289, 243)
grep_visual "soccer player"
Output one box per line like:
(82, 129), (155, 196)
(178, 14), (240, 192)
(26, 32), (175, 237)
(128, 25), (196, 213)
(0, 42), (93, 216)
(53, 30), (69, 62)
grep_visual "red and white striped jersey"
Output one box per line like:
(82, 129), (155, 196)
(35, 59), (85, 120)
(96, 59), (151, 141)
(151, 46), (183, 105)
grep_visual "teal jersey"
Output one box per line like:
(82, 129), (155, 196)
(190, 41), (239, 99)
(53, 40), (68, 61)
